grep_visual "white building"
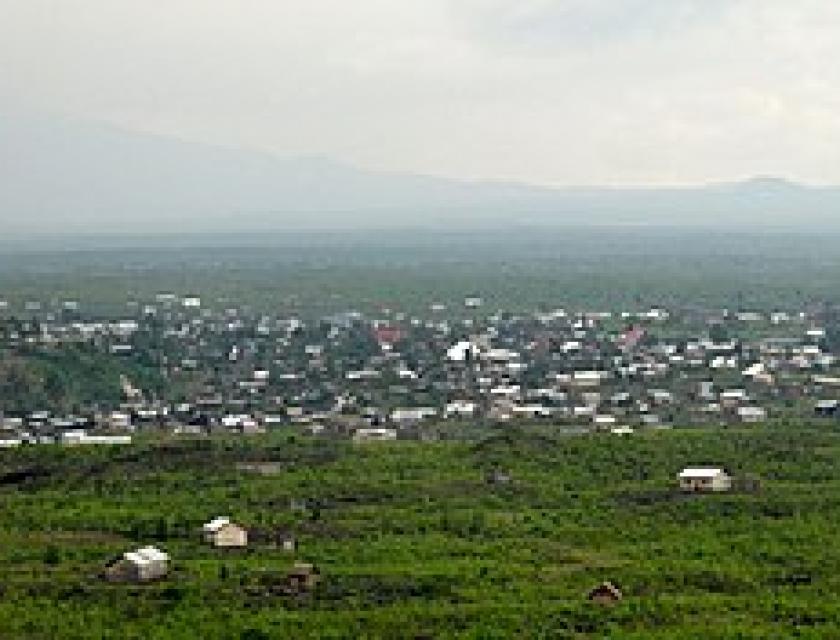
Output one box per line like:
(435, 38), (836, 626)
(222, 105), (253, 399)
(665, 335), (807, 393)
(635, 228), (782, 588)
(61, 430), (132, 445)
(353, 428), (398, 443)
(610, 426), (635, 435)
(202, 517), (248, 548)
(445, 401), (478, 418)
(390, 408), (436, 426)
(446, 341), (478, 362)
(678, 468), (732, 493)
(737, 406), (767, 423)
(107, 546), (169, 582)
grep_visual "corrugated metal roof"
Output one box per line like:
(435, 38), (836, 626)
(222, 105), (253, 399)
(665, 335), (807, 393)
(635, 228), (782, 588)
(679, 467), (726, 478)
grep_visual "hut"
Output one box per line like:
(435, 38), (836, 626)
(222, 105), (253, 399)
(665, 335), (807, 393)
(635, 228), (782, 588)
(485, 469), (512, 486)
(588, 581), (623, 605)
(202, 516), (248, 548)
(285, 563), (321, 593)
(104, 546), (169, 583)
(276, 531), (297, 552)
(678, 467), (732, 493)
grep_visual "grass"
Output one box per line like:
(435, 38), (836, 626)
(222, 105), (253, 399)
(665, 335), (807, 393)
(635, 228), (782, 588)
(2, 425), (840, 637)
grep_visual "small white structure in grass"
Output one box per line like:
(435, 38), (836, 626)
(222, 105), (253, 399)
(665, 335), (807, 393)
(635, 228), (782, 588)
(610, 426), (635, 435)
(678, 467), (732, 493)
(353, 428), (398, 443)
(105, 546), (169, 582)
(203, 516), (248, 548)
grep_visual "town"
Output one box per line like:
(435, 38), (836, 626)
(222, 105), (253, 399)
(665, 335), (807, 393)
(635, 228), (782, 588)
(3, 291), (840, 446)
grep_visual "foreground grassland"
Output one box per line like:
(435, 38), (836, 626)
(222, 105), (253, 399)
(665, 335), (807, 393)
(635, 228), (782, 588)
(3, 426), (840, 638)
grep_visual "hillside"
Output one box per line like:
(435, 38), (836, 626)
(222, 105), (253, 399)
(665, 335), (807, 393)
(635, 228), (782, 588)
(2, 427), (840, 637)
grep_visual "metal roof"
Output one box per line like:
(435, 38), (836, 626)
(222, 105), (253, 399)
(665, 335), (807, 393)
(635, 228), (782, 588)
(679, 467), (726, 478)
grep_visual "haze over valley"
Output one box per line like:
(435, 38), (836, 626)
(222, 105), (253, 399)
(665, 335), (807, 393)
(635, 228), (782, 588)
(2, 111), (839, 235)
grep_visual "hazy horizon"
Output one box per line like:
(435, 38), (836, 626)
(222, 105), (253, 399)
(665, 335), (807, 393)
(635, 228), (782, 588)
(5, 105), (838, 192)
(2, 1), (839, 234)
(3, 1), (840, 187)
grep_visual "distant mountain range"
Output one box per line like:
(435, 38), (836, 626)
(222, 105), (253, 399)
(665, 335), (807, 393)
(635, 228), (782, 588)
(2, 110), (839, 234)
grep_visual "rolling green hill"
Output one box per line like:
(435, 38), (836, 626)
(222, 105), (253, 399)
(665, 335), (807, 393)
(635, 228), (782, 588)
(2, 425), (840, 638)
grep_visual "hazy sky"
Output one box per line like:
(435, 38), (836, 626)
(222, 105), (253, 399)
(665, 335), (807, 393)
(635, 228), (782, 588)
(2, 0), (839, 186)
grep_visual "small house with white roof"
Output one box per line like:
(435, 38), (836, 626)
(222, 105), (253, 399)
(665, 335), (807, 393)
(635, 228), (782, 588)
(203, 516), (248, 548)
(104, 546), (169, 582)
(678, 467), (732, 493)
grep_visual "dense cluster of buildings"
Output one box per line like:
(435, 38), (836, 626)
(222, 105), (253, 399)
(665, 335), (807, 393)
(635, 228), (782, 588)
(2, 293), (840, 443)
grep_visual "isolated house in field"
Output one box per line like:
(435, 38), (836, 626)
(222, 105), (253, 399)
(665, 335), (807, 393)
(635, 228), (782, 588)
(486, 469), (512, 486)
(588, 581), (623, 604)
(678, 467), (732, 493)
(276, 531), (297, 552)
(104, 546), (169, 582)
(285, 562), (321, 593)
(203, 517), (248, 548)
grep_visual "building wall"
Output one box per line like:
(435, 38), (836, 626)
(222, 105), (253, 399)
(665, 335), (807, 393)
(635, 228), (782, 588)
(209, 525), (248, 547)
(680, 474), (731, 492)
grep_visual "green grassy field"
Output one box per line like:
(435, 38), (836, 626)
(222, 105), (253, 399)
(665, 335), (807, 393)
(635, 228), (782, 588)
(3, 425), (840, 638)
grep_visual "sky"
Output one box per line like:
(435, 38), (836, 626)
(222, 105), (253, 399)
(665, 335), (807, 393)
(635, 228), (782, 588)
(1, 0), (839, 186)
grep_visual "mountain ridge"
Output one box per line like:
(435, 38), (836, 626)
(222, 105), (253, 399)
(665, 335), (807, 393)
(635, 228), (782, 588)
(1, 111), (838, 234)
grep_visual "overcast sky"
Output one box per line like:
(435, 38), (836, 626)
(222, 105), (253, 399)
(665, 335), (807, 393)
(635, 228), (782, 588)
(1, 0), (839, 186)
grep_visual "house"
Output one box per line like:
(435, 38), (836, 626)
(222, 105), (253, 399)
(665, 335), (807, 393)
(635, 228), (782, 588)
(60, 430), (132, 445)
(816, 400), (840, 417)
(640, 414), (661, 427)
(104, 546), (169, 582)
(813, 375), (840, 387)
(697, 380), (715, 400)
(203, 517), (248, 548)
(285, 562), (321, 593)
(678, 467), (732, 493)
(446, 341), (479, 362)
(353, 428), (398, 443)
(511, 405), (552, 419)
(610, 392), (632, 407)
(720, 389), (748, 407)
(573, 370), (606, 388)
(593, 414), (617, 430)
(648, 389), (674, 405)
(275, 532), (297, 552)
(737, 406), (767, 423)
(588, 581), (623, 604)
(610, 426), (635, 435)
(486, 469), (512, 486)
(445, 400), (477, 418)
(390, 407), (436, 427)
(80, 434), (132, 445)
